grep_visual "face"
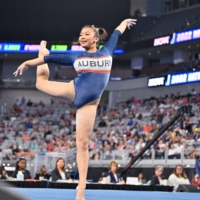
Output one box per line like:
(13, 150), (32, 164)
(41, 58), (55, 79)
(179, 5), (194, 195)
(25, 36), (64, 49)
(42, 166), (46, 173)
(18, 160), (26, 170)
(155, 168), (163, 176)
(79, 27), (98, 49)
(138, 173), (143, 179)
(57, 159), (65, 169)
(176, 166), (183, 174)
(110, 163), (118, 172)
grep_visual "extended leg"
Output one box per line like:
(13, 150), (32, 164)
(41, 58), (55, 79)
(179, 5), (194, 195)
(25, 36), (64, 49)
(36, 41), (75, 102)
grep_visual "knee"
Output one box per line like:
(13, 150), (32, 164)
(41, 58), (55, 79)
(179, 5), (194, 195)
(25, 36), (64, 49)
(77, 138), (89, 151)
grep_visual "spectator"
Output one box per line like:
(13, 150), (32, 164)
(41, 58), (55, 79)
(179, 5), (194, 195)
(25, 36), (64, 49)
(168, 143), (180, 159)
(30, 141), (39, 150)
(22, 133), (30, 142)
(35, 165), (50, 180)
(150, 166), (164, 185)
(51, 158), (71, 181)
(12, 143), (21, 160)
(190, 174), (200, 187)
(103, 144), (112, 160)
(21, 97), (26, 105)
(38, 146), (46, 156)
(156, 140), (166, 159)
(127, 118), (134, 126)
(135, 139), (145, 152)
(104, 160), (124, 184)
(4, 145), (12, 160)
(138, 173), (146, 184)
(168, 164), (190, 191)
(2, 133), (8, 140)
(26, 99), (33, 107)
(12, 157), (32, 180)
(98, 118), (107, 127)
(25, 148), (35, 160)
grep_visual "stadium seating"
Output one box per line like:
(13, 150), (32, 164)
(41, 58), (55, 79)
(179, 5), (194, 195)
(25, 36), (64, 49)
(130, 7), (200, 41)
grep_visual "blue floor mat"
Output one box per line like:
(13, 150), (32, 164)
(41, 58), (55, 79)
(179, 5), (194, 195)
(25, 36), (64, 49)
(8, 188), (200, 200)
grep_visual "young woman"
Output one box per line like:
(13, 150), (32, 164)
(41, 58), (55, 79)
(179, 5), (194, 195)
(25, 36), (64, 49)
(12, 157), (32, 180)
(13, 19), (136, 200)
(51, 158), (71, 181)
(34, 165), (50, 180)
(168, 164), (190, 191)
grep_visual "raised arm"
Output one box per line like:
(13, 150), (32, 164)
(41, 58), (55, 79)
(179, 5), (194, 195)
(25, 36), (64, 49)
(13, 57), (45, 76)
(102, 19), (137, 56)
(115, 19), (137, 35)
(13, 41), (75, 77)
(13, 41), (49, 77)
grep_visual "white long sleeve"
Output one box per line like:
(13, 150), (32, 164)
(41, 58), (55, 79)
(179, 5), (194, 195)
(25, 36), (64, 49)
(168, 174), (190, 191)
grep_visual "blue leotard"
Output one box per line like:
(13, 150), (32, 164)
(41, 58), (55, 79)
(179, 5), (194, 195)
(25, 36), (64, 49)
(44, 30), (121, 109)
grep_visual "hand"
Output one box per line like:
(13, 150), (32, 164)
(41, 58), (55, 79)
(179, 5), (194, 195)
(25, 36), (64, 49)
(38, 40), (50, 58)
(124, 19), (137, 29)
(13, 63), (28, 77)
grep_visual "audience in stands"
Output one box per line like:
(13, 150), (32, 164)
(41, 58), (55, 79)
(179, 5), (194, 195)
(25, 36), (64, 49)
(104, 160), (125, 184)
(34, 165), (50, 180)
(12, 157), (32, 180)
(150, 166), (164, 185)
(0, 92), (200, 170)
(51, 158), (71, 182)
(190, 174), (200, 187)
(168, 164), (190, 191)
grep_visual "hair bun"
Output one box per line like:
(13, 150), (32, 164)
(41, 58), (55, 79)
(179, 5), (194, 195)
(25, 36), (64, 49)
(98, 28), (104, 35)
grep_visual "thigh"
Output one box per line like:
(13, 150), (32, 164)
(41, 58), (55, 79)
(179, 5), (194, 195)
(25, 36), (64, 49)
(76, 103), (98, 141)
(37, 80), (75, 102)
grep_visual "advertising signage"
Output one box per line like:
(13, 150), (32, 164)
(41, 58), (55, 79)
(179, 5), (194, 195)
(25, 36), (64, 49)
(153, 36), (171, 46)
(153, 27), (200, 47)
(170, 28), (200, 44)
(0, 43), (124, 54)
(148, 70), (200, 87)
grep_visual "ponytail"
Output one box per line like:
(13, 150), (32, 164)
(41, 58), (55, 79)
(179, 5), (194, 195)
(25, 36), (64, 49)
(97, 28), (108, 42)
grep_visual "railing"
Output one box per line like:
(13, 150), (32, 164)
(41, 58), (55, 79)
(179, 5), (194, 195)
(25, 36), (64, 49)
(89, 149), (198, 168)
(34, 148), (77, 173)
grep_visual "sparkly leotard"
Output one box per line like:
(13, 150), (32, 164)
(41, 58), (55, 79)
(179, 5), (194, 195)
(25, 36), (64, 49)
(44, 30), (121, 108)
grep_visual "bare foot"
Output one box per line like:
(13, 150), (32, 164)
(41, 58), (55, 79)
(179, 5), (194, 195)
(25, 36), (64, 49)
(38, 40), (49, 57)
(76, 185), (85, 200)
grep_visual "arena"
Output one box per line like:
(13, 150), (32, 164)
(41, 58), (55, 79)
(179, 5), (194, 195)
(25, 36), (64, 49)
(0, 0), (200, 199)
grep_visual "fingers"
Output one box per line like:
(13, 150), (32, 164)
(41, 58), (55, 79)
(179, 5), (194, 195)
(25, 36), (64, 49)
(128, 19), (137, 22)
(13, 68), (20, 77)
(127, 21), (136, 29)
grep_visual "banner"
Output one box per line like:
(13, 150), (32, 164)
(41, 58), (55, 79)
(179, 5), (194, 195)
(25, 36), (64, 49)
(195, 159), (200, 174)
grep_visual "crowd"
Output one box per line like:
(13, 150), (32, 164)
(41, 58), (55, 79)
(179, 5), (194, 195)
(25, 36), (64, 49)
(0, 90), (200, 162)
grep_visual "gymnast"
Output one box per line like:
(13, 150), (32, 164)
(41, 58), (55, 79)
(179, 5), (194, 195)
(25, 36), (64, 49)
(13, 18), (136, 200)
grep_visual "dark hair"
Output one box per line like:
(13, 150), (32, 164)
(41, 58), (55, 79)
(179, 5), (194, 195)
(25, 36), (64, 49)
(74, 25), (108, 45)
(16, 157), (27, 171)
(39, 165), (46, 175)
(55, 158), (65, 171)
